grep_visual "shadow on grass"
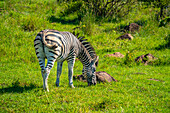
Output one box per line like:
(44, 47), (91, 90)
(0, 80), (37, 94)
(96, 48), (115, 53)
(75, 84), (88, 88)
(90, 100), (113, 111)
(48, 16), (80, 25)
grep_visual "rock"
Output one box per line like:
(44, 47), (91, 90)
(117, 33), (133, 40)
(129, 23), (140, 33)
(73, 74), (86, 82)
(74, 71), (117, 83)
(135, 55), (145, 63)
(135, 53), (157, 65)
(105, 52), (124, 58)
(96, 71), (117, 83)
(148, 78), (164, 82)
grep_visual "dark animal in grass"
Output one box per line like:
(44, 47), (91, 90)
(73, 74), (87, 82)
(124, 23), (140, 33)
(117, 33), (133, 40)
(74, 71), (117, 83)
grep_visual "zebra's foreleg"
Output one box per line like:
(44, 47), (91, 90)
(56, 62), (63, 87)
(67, 56), (76, 88)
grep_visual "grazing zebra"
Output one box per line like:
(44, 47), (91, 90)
(34, 29), (99, 91)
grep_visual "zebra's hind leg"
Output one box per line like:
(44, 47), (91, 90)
(42, 59), (56, 92)
(37, 58), (48, 91)
(42, 69), (49, 92)
(56, 62), (63, 87)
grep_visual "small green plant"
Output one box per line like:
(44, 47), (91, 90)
(152, 57), (170, 66)
(80, 12), (95, 35)
(124, 50), (136, 67)
(22, 16), (38, 31)
(22, 15), (46, 31)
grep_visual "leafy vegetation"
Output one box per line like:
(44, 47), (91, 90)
(138, 0), (169, 20)
(61, 0), (137, 21)
(0, 0), (169, 112)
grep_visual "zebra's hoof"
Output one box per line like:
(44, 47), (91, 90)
(56, 82), (60, 87)
(70, 84), (75, 88)
(43, 87), (49, 92)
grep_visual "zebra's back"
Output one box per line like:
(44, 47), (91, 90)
(34, 29), (80, 62)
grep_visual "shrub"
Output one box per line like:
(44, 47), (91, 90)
(61, 0), (137, 21)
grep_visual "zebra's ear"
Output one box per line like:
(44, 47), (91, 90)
(95, 56), (99, 67)
(95, 56), (99, 63)
(91, 56), (99, 66)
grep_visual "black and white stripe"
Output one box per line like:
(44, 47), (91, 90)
(78, 36), (98, 75)
(34, 29), (98, 91)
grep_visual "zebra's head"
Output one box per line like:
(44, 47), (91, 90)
(86, 56), (99, 86)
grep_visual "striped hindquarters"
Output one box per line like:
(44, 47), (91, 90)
(34, 30), (64, 70)
(34, 31), (46, 69)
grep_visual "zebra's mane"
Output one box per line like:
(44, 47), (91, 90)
(78, 36), (97, 60)
(72, 29), (96, 59)
(72, 31), (98, 66)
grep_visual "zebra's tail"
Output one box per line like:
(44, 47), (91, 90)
(42, 30), (58, 49)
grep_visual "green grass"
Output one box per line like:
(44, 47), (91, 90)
(0, 0), (170, 112)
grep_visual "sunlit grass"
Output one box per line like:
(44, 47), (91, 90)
(0, 0), (169, 112)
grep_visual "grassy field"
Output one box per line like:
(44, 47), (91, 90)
(0, 0), (169, 112)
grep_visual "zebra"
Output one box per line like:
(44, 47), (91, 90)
(34, 29), (99, 91)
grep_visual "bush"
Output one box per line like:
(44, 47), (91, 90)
(61, 0), (137, 21)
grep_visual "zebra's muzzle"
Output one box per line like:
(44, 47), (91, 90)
(88, 80), (96, 86)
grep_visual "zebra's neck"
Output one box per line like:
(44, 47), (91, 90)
(77, 44), (92, 67)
